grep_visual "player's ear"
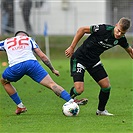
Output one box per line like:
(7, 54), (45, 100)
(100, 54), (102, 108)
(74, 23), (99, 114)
(115, 23), (118, 26)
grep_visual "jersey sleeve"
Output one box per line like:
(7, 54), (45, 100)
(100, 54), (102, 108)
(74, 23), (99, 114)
(0, 41), (5, 51)
(118, 37), (129, 49)
(90, 24), (106, 35)
(29, 37), (39, 50)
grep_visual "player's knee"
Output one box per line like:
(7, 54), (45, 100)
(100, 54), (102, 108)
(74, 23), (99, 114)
(75, 86), (84, 94)
(100, 82), (111, 89)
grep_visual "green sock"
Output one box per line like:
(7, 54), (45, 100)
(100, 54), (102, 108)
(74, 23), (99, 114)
(70, 87), (80, 98)
(98, 87), (111, 111)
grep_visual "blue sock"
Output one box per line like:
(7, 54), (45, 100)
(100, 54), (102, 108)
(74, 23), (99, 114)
(60, 90), (72, 102)
(10, 92), (21, 105)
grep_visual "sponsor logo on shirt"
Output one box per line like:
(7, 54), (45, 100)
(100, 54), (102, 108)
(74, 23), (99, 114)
(98, 39), (118, 49)
(98, 41), (113, 49)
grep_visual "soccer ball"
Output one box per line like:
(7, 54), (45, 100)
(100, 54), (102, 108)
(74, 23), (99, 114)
(62, 100), (80, 116)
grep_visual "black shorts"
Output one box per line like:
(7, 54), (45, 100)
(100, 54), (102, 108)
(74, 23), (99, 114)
(70, 58), (108, 83)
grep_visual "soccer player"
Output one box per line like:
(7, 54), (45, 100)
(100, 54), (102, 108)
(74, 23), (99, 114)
(0, 31), (72, 115)
(65, 17), (133, 115)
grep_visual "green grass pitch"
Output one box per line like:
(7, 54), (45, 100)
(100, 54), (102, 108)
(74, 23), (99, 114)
(0, 58), (132, 133)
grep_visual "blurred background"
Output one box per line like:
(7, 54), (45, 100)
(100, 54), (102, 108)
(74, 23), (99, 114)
(0, 0), (133, 60)
(0, 0), (132, 35)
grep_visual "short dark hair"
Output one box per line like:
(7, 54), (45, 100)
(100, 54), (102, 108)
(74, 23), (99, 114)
(15, 31), (29, 36)
(118, 17), (132, 31)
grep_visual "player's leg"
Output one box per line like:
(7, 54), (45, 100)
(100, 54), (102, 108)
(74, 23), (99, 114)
(70, 82), (84, 98)
(1, 64), (27, 115)
(97, 77), (111, 111)
(96, 77), (113, 115)
(88, 64), (113, 115)
(0, 78), (27, 115)
(69, 58), (88, 105)
(70, 82), (88, 105)
(27, 60), (72, 102)
(96, 78), (113, 116)
(39, 74), (72, 102)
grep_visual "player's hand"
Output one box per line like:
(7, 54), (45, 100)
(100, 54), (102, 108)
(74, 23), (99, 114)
(65, 46), (74, 58)
(52, 69), (60, 76)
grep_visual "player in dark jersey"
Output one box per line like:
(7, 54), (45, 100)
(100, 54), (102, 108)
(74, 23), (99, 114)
(65, 17), (133, 116)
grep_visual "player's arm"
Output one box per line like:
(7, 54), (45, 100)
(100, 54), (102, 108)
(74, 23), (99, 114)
(34, 48), (60, 76)
(125, 46), (133, 59)
(65, 26), (91, 58)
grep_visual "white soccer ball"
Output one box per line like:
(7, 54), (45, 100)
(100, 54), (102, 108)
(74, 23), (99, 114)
(62, 100), (80, 116)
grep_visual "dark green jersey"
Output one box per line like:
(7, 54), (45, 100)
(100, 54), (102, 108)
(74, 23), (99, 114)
(73, 24), (129, 68)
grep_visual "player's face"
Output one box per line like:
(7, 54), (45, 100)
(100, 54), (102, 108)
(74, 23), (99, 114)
(114, 24), (127, 39)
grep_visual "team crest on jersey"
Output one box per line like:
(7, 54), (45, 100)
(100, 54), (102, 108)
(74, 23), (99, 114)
(113, 40), (118, 45)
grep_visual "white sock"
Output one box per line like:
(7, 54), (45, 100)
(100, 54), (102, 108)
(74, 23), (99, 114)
(17, 102), (25, 108)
